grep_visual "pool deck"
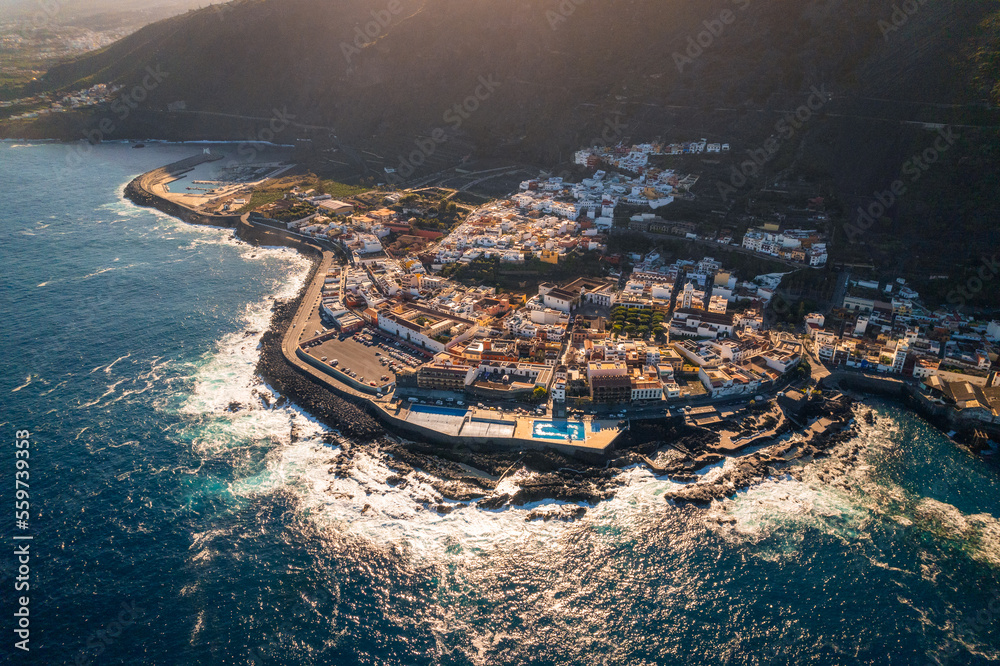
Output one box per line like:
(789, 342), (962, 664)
(375, 402), (625, 455)
(514, 418), (622, 452)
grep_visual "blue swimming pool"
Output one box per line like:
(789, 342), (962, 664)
(409, 404), (469, 417)
(532, 420), (585, 441)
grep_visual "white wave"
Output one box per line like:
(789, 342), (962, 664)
(722, 476), (868, 542)
(78, 263), (137, 280)
(161, 247), (313, 461)
(104, 352), (131, 374)
(166, 287), (1000, 580)
(105, 382), (156, 405)
(910, 497), (1000, 569)
(11, 375), (32, 392)
(76, 378), (127, 409)
(40, 380), (68, 397)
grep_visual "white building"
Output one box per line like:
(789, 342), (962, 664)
(542, 288), (576, 314)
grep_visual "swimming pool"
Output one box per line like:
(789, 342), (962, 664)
(408, 404), (469, 417)
(532, 420), (586, 441)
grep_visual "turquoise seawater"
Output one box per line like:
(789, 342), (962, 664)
(1, 142), (999, 665)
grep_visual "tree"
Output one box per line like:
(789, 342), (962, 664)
(533, 387), (549, 403)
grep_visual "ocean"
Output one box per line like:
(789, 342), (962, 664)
(1, 141), (999, 665)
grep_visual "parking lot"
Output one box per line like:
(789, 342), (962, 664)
(301, 326), (435, 390)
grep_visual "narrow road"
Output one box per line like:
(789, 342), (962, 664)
(277, 251), (372, 401)
(830, 270), (850, 311)
(283, 251), (335, 357)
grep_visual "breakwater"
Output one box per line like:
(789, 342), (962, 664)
(123, 153), (242, 229)
(124, 155), (382, 439)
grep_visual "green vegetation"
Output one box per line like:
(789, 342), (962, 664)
(441, 252), (607, 290)
(235, 174), (371, 216)
(267, 202), (318, 223)
(236, 189), (286, 215)
(532, 387), (549, 403)
(609, 306), (666, 340)
(451, 191), (489, 206)
(769, 295), (821, 326)
(608, 232), (790, 276)
(412, 218), (450, 231)
(318, 179), (367, 200)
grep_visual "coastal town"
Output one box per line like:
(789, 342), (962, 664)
(8, 3), (1000, 662)
(129, 143), (1000, 459)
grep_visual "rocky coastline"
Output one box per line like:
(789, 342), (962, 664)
(126, 158), (869, 515)
(254, 267), (861, 513)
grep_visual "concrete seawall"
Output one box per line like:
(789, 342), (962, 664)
(124, 154), (334, 256)
(821, 371), (907, 397)
(124, 154), (242, 229)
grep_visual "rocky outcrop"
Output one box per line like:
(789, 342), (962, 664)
(664, 400), (857, 506)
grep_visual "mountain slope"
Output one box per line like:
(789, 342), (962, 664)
(6, 0), (1000, 296)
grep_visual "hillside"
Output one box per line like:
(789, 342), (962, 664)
(4, 0), (1000, 300)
